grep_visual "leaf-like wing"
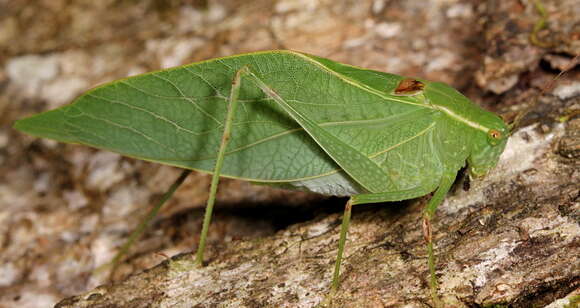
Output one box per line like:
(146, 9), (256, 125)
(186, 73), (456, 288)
(15, 51), (439, 195)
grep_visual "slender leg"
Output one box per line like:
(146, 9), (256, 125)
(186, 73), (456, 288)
(194, 67), (247, 266)
(97, 169), (191, 275)
(331, 198), (353, 292)
(422, 173), (455, 308)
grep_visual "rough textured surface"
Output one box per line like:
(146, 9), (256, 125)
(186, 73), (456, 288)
(1, 0), (579, 307)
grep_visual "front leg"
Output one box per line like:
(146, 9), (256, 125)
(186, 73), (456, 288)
(423, 172), (456, 308)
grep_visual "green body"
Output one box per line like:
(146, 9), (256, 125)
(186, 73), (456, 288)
(15, 50), (509, 305)
(14, 50), (508, 200)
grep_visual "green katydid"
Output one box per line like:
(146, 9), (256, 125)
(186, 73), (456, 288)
(13, 50), (509, 305)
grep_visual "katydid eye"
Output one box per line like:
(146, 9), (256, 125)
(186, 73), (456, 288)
(489, 129), (502, 139)
(487, 129), (503, 145)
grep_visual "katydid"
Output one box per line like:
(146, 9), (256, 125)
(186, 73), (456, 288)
(13, 50), (509, 305)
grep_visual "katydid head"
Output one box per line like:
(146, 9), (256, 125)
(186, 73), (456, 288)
(468, 55), (578, 178)
(467, 113), (509, 178)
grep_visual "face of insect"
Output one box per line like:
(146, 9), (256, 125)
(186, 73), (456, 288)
(467, 113), (509, 177)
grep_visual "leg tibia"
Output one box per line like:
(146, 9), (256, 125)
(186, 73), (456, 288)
(195, 67), (247, 266)
(331, 198), (353, 292)
(423, 173), (456, 308)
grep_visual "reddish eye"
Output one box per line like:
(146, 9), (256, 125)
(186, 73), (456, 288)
(489, 129), (502, 139)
